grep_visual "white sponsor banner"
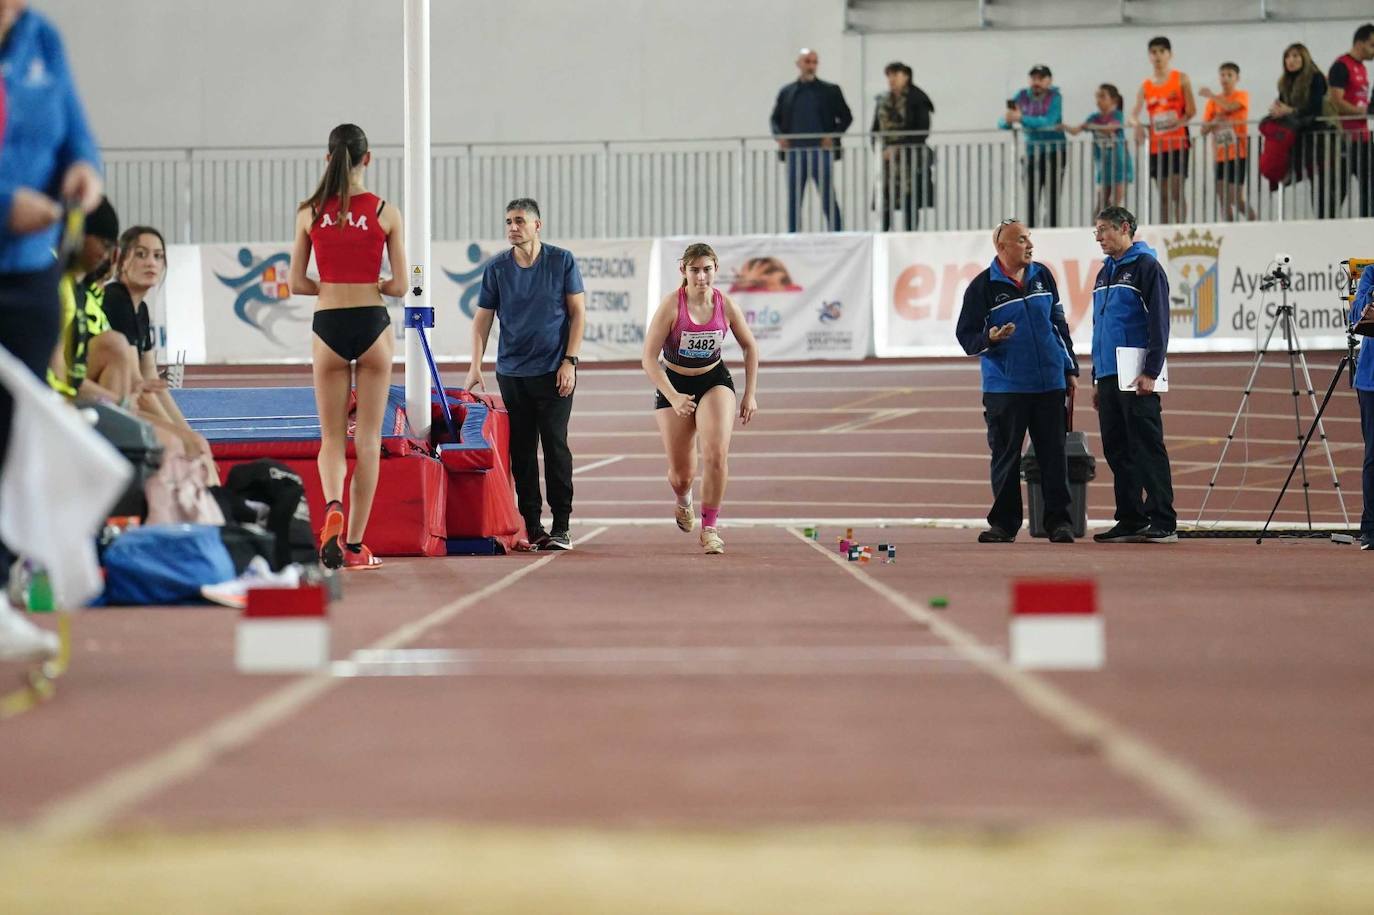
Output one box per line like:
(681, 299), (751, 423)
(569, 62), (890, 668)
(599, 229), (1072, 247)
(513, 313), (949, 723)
(197, 239), (651, 364)
(877, 218), (1364, 358)
(429, 237), (653, 362)
(657, 233), (873, 362)
(198, 243), (405, 364)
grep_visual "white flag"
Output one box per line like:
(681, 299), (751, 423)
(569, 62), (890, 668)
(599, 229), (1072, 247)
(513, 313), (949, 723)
(0, 346), (133, 608)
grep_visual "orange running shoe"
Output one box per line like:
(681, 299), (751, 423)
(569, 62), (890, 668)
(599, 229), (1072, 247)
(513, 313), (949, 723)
(342, 543), (383, 571)
(318, 503), (345, 570)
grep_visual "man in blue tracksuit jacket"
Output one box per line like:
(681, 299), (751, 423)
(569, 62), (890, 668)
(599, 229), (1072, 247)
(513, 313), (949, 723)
(1089, 206), (1177, 543)
(1350, 264), (1374, 549)
(956, 218), (1079, 543)
(0, 4), (102, 601)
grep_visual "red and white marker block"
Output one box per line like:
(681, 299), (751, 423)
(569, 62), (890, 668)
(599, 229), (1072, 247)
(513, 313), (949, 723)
(235, 584), (330, 673)
(1009, 579), (1103, 670)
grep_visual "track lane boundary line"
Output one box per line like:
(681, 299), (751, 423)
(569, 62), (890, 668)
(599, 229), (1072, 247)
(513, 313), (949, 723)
(27, 528), (610, 841)
(785, 527), (1259, 835)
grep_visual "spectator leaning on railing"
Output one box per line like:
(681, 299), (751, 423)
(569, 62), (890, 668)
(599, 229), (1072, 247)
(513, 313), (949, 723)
(1063, 83), (1133, 215)
(1271, 42), (1340, 219)
(770, 47), (853, 233)
(1326, 23), (1374, 219)
(870, 61), (934, 232)
(1199, 62), (1257, 222)
(1000, 65), (1067, 228)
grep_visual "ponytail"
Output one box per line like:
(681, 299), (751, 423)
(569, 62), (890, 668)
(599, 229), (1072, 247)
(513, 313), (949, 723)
(300, 123), (369, 229)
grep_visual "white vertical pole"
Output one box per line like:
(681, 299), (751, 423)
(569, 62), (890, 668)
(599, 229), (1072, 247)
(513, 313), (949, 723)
(403, 0), (432, 440)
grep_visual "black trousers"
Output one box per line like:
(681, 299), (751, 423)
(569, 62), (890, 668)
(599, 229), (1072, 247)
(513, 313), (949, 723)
(1358, 388), (1373, 541)
(0, 265), (63, 588)
(1025, 145), (1066, 228)
(983, 391), (1072, 534)
(497, 370), (574, 533)
(1343, 137), (1373, 220)
(1096, 378), (1177, 531)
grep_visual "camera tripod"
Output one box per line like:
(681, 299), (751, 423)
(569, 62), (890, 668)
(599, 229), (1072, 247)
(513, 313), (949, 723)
(1194, 270), (1351, 535)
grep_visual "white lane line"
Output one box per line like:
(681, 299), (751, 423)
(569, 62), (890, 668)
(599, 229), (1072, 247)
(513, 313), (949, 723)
(27, 528), (610, 841)
(785, 528), (1259, 835)
(568, 475), (1360, 495)
(329, 645), (987, 678)
(821, 408), (922, 434)
(572, 455), (625, 475)
(569, 516), (1344, 529)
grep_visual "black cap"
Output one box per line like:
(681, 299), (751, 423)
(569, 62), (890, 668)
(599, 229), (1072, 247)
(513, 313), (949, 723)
(85, 197), (119, 243)
(1028, 64), (1052, 78)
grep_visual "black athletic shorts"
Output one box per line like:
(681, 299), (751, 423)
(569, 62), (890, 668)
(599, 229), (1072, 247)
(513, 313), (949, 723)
(654, 361), (735, 409)
(1149, 147), (1190, 179)
(1214, 157), (1248, 184)
(312, 306), (391, 362)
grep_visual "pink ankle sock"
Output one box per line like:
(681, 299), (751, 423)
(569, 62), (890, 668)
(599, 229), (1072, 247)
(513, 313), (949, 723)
(702, 506), (720, 529)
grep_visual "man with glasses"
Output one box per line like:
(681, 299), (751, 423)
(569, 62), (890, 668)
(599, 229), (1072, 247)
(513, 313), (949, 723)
(1089, 206), (1176, 543)
(956, 218), (1079, 544)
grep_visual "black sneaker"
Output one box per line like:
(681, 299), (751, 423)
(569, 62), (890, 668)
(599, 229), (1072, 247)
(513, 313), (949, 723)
(541, 530), (572, 551)
(1049, 525), (1075, 543)
(519, 527), (550, 552)
(977, 526), (1016, 543)
(1136, 526), (1178, 544)
(1362, 539), (1373, 551)
(1092, 522), (1149, 543)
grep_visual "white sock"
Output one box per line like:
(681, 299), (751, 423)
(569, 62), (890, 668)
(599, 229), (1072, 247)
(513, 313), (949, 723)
(676, 492), (692, 507)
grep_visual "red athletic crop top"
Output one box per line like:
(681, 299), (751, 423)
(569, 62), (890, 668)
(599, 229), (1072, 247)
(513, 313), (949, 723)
(309, 192), (386, 283)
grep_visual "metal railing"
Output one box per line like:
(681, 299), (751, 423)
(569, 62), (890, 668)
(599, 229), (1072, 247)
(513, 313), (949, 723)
(102, 121), (1373, 244)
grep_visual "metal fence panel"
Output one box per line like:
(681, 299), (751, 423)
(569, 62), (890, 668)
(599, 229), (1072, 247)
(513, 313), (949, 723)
(101, 122), (1372, 243)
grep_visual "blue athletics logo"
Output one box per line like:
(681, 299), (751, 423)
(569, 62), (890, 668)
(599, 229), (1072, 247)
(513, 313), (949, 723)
(214, 248), (309, 345)
(818, 300), (843, 323)
(443, 243), (501, 319)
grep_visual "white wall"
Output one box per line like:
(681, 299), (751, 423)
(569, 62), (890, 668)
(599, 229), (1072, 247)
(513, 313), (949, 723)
(45, 0), (857, 148)
(42, 0), (1367, 149)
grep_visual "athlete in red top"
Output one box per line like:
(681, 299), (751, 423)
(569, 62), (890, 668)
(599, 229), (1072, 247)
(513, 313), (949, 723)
(642, 243), (759, 555)
(289, 123), (408, 571)
(1328, 24), (1374, 218)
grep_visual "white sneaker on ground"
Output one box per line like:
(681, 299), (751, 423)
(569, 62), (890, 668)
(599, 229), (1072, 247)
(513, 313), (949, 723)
(201, 557), (303, 609)
(0, 594), (59, 663)
(675, 501), (695, 532)
(700, 527), (725, 555)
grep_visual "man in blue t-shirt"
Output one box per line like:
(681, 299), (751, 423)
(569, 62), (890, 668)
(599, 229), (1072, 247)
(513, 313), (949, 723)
(464, 198), (586, 551)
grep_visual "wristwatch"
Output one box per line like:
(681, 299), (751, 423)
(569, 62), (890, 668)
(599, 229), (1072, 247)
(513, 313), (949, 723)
(562, 355), (579, 366)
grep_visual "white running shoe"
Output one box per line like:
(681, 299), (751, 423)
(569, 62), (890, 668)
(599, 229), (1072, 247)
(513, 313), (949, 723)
(201, 557), (304, 609)
(700, 527), (725, 555)
(675, 501), (695, 532)
(0, 594), (59, 663)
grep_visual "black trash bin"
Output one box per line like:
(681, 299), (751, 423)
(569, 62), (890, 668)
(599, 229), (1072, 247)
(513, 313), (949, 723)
(1021, 430), (1097, 538)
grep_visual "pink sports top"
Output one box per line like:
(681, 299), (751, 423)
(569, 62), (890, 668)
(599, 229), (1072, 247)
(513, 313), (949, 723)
(309, 192), (387, 284)
(662, 287), (730, 369)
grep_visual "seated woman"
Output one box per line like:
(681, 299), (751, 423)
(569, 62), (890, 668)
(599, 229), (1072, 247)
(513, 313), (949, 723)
(100, 225), (216, 473)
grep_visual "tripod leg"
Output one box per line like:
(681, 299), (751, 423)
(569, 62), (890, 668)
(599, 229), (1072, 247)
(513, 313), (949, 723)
(1258, 354), (1350, 542)
(1195, 308), (1286, 524)
(1282, 310), (1314, 528)
(1292, 337), (1353, 528)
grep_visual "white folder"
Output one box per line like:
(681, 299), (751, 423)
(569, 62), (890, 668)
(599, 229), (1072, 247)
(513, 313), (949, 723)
(1116, 347), (1168, 392)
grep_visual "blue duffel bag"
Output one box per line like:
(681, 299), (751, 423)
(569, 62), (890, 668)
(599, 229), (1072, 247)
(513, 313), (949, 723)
(102, 524), (237, 605)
